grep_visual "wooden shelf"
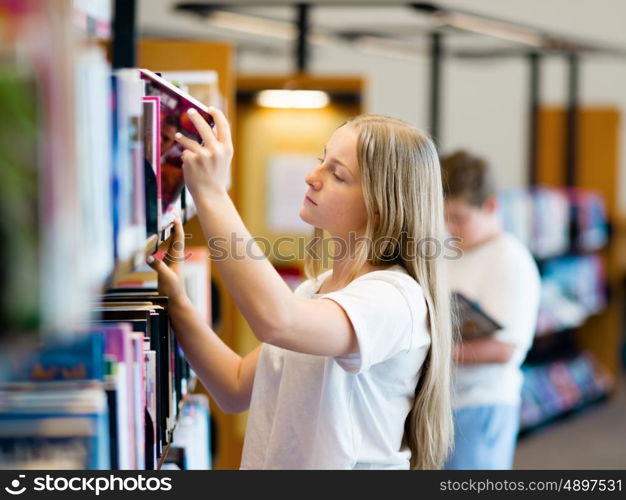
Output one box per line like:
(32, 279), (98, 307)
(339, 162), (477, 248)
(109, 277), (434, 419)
(106, 234), (158, 289)
(534, 307), (606, 339)
(105, 211), (186, 290)
(536, 106), (623, 383)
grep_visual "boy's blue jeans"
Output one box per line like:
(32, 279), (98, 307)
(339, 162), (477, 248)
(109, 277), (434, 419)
(445, 404), (521, 470)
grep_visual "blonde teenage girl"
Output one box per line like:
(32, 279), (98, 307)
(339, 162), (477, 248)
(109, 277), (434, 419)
(148, 110), (454, 469)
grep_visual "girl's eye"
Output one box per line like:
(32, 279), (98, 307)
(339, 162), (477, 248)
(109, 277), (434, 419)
(332, 172), (343, 182)
(317, 157), (324, 163)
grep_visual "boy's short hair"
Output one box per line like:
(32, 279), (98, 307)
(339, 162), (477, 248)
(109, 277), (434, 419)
(440, 150), (497, 207)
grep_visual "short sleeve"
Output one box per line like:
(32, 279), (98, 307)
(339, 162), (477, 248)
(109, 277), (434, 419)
(320, 276), (420, 374)
(293, 270), (332, 298)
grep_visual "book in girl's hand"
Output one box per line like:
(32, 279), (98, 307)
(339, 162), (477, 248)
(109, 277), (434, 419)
(139, 69), (215, 218)
(143, 96), (162, 235)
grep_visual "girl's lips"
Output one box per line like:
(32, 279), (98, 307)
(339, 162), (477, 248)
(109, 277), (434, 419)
(305, 195), (318, 206)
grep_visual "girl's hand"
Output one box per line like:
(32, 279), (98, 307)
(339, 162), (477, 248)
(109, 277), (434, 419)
(175, 107), (233, 201)
(146, 213), (188, 305)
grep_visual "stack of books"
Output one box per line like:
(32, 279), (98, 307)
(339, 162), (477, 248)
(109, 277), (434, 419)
(0, 291), (198, 470)
(570, 189), (609, 252)
(163, 394), (212, 470)
(536, 255), (607, 336)
(497, 187), (609, 259)
(497, 187), (609, 337)
(0, 335), (111, 469)
(92, 289), (193, 469)
(520, 352), (613, 432)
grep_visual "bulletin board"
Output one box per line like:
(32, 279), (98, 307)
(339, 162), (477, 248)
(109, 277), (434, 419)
(232, 74), (364, 451)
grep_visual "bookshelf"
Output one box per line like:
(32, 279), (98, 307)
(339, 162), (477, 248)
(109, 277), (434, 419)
(536, 106), (622, 380)
(156, 375), (196, 470)
(0, 1), (215, 470)
(496, 184), (614, 432)
(134, 38), (239, 470)
(514, 106), (624, 434)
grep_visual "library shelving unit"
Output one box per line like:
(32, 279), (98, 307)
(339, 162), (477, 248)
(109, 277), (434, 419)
(537, 106), (623, 378)
(0, 0), (213, 470)
(498, 186), (616, 434)
(132, 37), (239, 470)
(515, 106), (624, 435)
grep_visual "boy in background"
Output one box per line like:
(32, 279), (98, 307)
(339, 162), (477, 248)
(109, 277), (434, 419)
(442, 151), (541, 469)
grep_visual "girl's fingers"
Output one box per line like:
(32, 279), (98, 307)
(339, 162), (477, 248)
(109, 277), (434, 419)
(165, 214), (185, 266)
(174, 132), (203, 154)
(187, 108), (219, 150)
(172, 212), (184, 241)
(208, 107), (233, 146)
(146, 255), (180, 298)
(146, 254), (166, 273)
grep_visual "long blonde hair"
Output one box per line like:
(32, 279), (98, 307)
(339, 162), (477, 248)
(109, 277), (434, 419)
(304, 114), (454, 469)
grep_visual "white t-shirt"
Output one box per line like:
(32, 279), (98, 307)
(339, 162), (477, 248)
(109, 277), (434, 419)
(447, 233), (541, 409)
(240, 264), (431, 470)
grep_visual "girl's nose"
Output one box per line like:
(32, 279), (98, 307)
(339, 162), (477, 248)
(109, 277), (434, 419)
(305, 164), (323, 191)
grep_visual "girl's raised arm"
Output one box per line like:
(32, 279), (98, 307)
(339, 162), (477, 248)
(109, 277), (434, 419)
(148, 216), (262, 414)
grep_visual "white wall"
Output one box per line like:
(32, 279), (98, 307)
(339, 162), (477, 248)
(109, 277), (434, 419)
(439, 0), (626, 201)
(139, 0), (626, 209)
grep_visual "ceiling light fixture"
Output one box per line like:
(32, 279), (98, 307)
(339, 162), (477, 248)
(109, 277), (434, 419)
(256, 89), (330, 109)
(438, 12), (544, 48)
(208, 10), (297, 40)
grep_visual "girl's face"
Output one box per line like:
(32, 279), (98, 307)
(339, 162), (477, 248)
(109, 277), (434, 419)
(299, 125), (368, 237)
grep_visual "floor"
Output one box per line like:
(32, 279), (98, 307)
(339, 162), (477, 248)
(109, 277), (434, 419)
(514, 373), (626, 469)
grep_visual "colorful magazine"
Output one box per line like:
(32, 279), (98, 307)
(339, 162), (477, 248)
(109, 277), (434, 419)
(142, 96), (161, 235)
(139, 69), (215, 218)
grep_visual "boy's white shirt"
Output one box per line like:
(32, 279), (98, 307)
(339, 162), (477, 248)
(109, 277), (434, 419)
(447, 232), (541, 409)
(240, 264), (431, 470)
